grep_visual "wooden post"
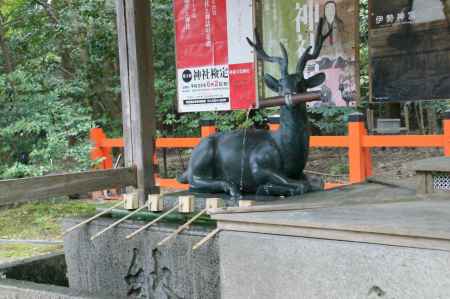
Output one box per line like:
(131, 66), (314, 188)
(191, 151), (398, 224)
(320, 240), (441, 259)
(124, 192), (139, 210)
(200, 119), (217, 137)
(348, 113), (368, 184)
(427, 106), (437, 134)
(116, 0), (158, 204)
(416, 171), (434, 196)
(444, 110), (450, 157)
(418, 102), (426, 134)
(148, 194), (164, 212)
(205, 198), (224, 210)
(178, 196), (195, 213)
(404, 103), (411, 133)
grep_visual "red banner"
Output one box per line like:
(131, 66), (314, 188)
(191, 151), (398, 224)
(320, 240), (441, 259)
(174, 0), (257, 112)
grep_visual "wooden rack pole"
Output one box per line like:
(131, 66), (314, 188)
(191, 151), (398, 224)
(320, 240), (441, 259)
(64, 200), (125, 235)
(126, 204), (180, 240)
(192, 228), (221, 251)
(90, 203), (149, 241)
(157, 208), (208, 247)
(258, 91), (321, 108)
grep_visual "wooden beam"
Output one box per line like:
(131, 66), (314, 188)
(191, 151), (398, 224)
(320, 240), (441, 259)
(0, 168), (137, 206)
(116, 0), (157, 204)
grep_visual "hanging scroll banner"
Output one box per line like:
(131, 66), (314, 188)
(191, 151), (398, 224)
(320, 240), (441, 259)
(174, 0), (257, 113)
(260, 0), (359, 107)
(369, 0), (450, 102)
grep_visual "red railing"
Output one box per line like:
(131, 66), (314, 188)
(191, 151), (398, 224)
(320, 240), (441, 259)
(91, 113), (450, 190)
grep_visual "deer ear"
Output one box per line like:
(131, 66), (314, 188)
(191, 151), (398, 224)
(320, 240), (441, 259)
(264, 74), (280, 93)
(305, 73), (326, 89)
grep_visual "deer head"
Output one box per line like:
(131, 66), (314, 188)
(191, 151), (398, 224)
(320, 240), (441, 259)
(247, 17), (332, 105)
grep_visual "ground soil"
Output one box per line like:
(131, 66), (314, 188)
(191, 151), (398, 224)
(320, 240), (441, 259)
(307, 148), (443, 183)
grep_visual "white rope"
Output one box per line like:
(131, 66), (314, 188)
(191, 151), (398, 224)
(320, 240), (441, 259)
(284, 94), (293, 106)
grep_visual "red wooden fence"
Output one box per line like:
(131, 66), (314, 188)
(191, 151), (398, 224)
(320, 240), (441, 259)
(91, 113), (450, 190)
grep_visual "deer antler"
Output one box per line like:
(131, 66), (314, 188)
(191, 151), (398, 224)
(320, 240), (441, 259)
(247, 30), (289, 78)
(296, 17), (333, 78)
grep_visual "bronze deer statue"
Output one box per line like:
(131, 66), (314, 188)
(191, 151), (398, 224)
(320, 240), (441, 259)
(178, 18), (332, 199)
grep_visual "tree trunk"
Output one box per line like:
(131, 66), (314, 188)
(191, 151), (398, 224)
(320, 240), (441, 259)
(416, 102), (426, 134)
(0, 13), (15, 73)
(403, 103), (411, 133)
(442, 0), (450, 24)
(426, 106), (437, 134)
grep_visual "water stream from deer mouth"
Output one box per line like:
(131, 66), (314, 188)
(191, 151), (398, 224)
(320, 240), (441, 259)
(239, 109), (252, 192)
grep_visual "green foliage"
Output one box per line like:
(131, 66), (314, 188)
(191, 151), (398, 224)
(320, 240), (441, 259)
(0, 0), (113, 178)
(0, 244), (63, 262)
(0, 0), (400, 180)
(309, 106), (356, 135)
(330, 162), (349, 176)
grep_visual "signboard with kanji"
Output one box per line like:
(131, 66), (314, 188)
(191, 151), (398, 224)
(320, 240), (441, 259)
(260, 0), (359, 107)
(369, 0), (450, 102)
(174, 0), (257, 112)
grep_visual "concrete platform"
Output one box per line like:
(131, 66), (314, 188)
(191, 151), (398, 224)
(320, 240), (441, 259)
(63, 218), (220, 299)
(218, 231), (450, 299)
(61, 179), (449, 298)
(211, 181), (450, 299)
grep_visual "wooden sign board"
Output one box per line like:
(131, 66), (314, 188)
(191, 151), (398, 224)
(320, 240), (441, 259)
(260, 0), (359, 107)
(369, 0), (450, 102)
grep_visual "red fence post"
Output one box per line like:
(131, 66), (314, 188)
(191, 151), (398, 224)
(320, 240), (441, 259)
(200, 119), (217, 137)
(268, 115), (280, 131)
(363, 127), (373, 178)
(348, 113), (369, 184)
(444, 110), (450, 157)
(90, 128), (106, 169)
(103, 147), (113, 169)
(90, 128), (113, 169)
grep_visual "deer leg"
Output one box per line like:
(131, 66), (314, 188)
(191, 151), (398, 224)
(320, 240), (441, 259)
(189, 177), (241, 199)
(187, 137), (242, 198)
(256, 184), (308, 197)
(254, 169), (311, 196)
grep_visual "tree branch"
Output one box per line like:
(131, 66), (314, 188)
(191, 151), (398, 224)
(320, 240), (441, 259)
(34, 0), (59, 24)
(0, 11), (15, 73)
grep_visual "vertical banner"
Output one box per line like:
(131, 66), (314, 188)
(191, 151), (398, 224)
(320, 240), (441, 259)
(174, 0), (257, 113)
(261, 0), (359, 107)
(369, 0), (450, 102)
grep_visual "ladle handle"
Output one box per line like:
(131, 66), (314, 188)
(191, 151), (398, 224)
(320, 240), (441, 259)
(258, 91), (321, 108)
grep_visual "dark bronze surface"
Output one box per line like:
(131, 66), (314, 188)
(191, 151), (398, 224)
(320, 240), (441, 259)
(178, 18), (332, 199)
